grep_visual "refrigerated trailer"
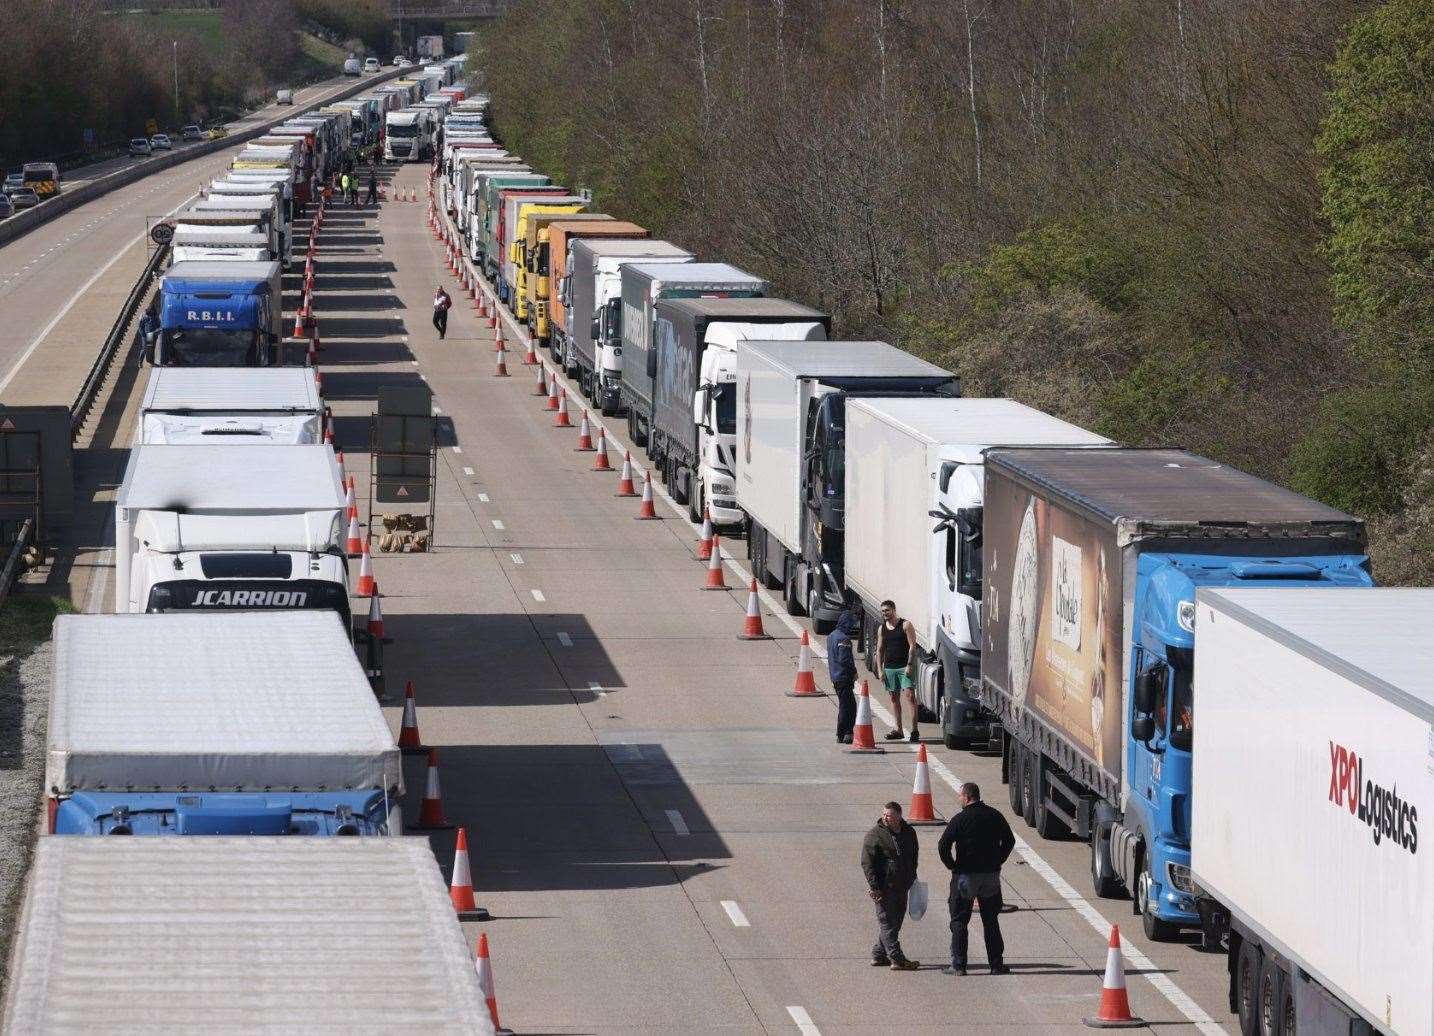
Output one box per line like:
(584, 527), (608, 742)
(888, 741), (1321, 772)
(135, 367), (324, 444)
(1192, 588), (1432, 1036)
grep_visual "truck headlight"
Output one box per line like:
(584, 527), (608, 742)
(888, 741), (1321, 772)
(1166, 862), (1193, 894)
(1177, 600), (1196, 633)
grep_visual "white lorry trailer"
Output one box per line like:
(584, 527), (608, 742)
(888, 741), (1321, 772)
(3, 838), (497, 1032)
(46, 611), (401, 836)
(169, 227), (273, 264)
(113, 444), (349, 624)
(843, 398), (1111, 747)
(135, 367), (324, 444)
(1192, 587), (1433, 1036)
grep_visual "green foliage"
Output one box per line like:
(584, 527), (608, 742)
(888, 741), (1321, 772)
(960, 221), (1146, 317)
(0, 595), (74, 659)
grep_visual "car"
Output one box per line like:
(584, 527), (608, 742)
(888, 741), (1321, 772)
(182, 125), (204, 142)
(150, 134), (172, 151)
(363, 57), (381, 73)
(0, 194), (14, 219)
(9, 187), (40, 209)
(276, 89), (293, 106)
(4, 172), (24, 194)
(129, 138), (153, 157)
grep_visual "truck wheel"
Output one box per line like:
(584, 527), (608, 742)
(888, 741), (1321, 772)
(1020, 751), (1038, 827)
(783, 569), (807, 617)
(1033, 766), (1069, 840)
(1235, 939), (1262, 1036)
(941, 698), (961, 751)
(1089, 824), (1123, 898)
(1007, 742), (1023, 812)
(1257, 958), (1285, 1036)
(688, 483), (702, 523)
(808, 588), (834, 634)
(1137, 864), (1179, 942)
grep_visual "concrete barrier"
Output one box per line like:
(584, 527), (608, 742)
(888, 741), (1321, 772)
(0, 68), (408, 250)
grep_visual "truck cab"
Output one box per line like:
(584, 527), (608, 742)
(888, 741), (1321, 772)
(511, 201), (587, 321)
(136, 367), (324, 445)
(152, 260), (284, 367)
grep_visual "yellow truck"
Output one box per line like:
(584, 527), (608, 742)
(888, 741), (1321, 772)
(524, 213), (618, 335)
(510, 201), (585, 323)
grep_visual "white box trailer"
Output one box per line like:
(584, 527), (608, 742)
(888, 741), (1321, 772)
(136, 367), (324, 444)
(169, 226), (272, 264)
(47, 612), (401, 835)
(3, 838), (497, 1033)
(1192, 587), (1433, 1036)
(843, 398), (1110, 745)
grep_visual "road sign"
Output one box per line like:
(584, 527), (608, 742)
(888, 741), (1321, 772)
(145, 119), (158, 136)
(149, 221), (175, 245)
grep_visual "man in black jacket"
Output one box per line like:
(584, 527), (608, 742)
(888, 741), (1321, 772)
(827, 609), (860, 743)
(861, 802), (921, 970)
(937, 782), (1016, 975)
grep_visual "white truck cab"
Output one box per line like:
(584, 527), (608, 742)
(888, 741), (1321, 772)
(136, 368), (324, 445)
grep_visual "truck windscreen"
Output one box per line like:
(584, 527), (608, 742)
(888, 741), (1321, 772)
(388, 124), (419, 138)
(714, 383), (736, 434)
(163, 328), (259, 366)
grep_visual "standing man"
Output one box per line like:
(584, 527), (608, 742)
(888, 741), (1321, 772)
(432, 285), (452, 340)
(828, 609), (859, 743)
(937, 782), (1016, 976)
(365, 169), (378, 207)
(861, 802), (921, 971)
(339, 171), (350, 204)
(875, 600), (920, 743)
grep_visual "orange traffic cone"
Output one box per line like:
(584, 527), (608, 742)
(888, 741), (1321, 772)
(702, 534), (727, 588)
(493, 330), (504, 354)
(397, 680), (426, 754)
(346, 512), (363, 556)
(474, 933), (508, 1033)
(737, 578), (769, 638)
(696, 506), (714, 560)
(575, 411), (593, 450)
(344, 477), (356, 520)
(554, 389), (572, 427)
(324, 425), (334, 447)
(522, 337), (538, 365)
(545, 377), (560, 411)
(494, 341), (509, 377)
(477, 293), (488, 317)
(334, 449), (343, 469)
(534, 363), (548, 396)
(635, 469), (658, 519)
(366, 592), (384, 640)
(411, 748), (453, 830)
(848, 680), (885, 753)
(616, 452), (637, 496)
(787, 629), (821, 697)
(449, 828), (490, 921)
(592, 427), (612, 470)
(355, 540), (376, 597)
(1084, 927), (1145, 1027)
(908, 744), (942, 824)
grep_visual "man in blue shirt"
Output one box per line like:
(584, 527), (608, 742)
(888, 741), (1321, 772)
(827, 609), (860, 743)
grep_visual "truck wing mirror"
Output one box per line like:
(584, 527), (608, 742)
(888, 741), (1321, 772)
(646, 349), (657, 379)
(1131, 714), (1156, 743)
(1134, 666), (1162, 715)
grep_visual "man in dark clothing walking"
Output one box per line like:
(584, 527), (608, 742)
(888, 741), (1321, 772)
(365, 170), (378, 207)
(861, 802), (921, 970)
(432, 285), (452, 339)
(827, 609), (859, 743)
(937, 782), (1016, 975)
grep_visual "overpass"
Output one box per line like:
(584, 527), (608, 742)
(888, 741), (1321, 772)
(383, 0), (516, 17)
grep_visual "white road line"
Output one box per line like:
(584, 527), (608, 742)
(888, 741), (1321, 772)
(530, 589), (545, 602)
(477, 492), (489, 503)
(491, 519), (504, 530)
(463, 466), (475, 476)
(786, 1007), (822, 1036)
(588, 681), (606, 698)
(433, 406), (443, 415)
(452, 445), (462, 454)
(556, 632), (572, 647)
(510, 553), (524, 565)
(720, 901), (750, 928)
(665, 809), (689, 836)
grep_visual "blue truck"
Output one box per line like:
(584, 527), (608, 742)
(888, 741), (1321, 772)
(149, 260), (285, 367)
(977, 447), (1372, 937)
(47, 611), (403, 836)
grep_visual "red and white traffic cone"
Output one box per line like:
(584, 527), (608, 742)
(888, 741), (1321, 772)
(848, 680), (885, 753)
(534, 363), (548, 397)
(635, 469), (658, 519)
(493, 330), (504, 354)
(546, 376), (560, 412)
(696, 506), (714, 560)
(474, 933), (508, 1033)
(787, 629), (821, 697)
(1084, 927), (1145, 1027)
(908, 744), (942, 824)
(355, 540), (376, 597)
(575, 411), (593, 450)
(616, 452), (637, 496)
(324, 425), (335, 447)
(522, 337), (538, 366)
(449, 828), (490, 921)
(554, 389), (572, 427)
(397, 679), (425, 754)
(494, 341), (509, 377)
(737, 577), (769, 638)
(344, 476), (356, 519)
(293, 311), (305, 339)
(592, 427), (612, 471)
(346, 512), (363, 556)
(702, 534), (727, 588)
(366, 592), (385, 641)
(411, 748), (453, 830)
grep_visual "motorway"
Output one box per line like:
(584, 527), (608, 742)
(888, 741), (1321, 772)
(3, 158), (1239, 1032)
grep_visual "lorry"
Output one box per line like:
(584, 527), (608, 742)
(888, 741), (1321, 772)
(3, 838), (498, 1032)
(620, 263), (769, 448)
(152, 260), (285, 367)
(650, 298), (830, 527)
(385, 109), (433, 162)
(1191, 587), (1431, 1036)
(469, 172), (549, 263)
(977, 447), (1374, 937)
(525, 215), (619, 340)
(170, 227), (273, 264)
(842, 398), (1110, 748)
(736, 340), (958, 632)
(565, 240), (692, 409)
(46, 611), (401, 836)
(113, 443), (349, 624)
(452, 155), (524, 232)
(417, 34), (445, 59)
(544, 218), (647, 354)
(204, 180), (290, 266)
(135, 367), (324, 444)
(174, 204), (279, 269)
(496, 191), (585, 301)
(509, 200), (587, 321)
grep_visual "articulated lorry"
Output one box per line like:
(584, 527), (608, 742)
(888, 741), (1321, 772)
(545, 219), (647, 356)
(384, 108), (434, 162)
(650, 298), (829, 527)
(170, 227), (273, 264)
(736, 340), (957, 632)
(621, 263), (768, 448)
(152, 260), (285, 367)
(495, 190), (585, 301)
(472, 173), (550, 266)
(47, 611), (401, 836)
(1191, 587), (1431, 1036)
(842, 398), (1110, 748)
(204, 180), (290, 266)
(114, 443), (349, 625)
(3, 838), (498, 1032)
(173, 205), (280, 268)
(136, 368), (324, 444)
(565, 241), (692, 410)
(522, 213), (616, 337)
(509, 200), (587, 321)
(977, 447), (1373, 937)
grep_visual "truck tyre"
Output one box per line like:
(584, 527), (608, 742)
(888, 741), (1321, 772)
(942, 698), (961, 751)
(1032, 765), (1069, 840)
(1021, 751), (1038, 827)
(1089, 824), (1123, 898)
(808, 588), (834, 635)
(783, 567), (807, 618)
(1235, 939), (1262, 1036)
(1257, 957), (1285, 1036)
(1007, 742), (1023, 812)
(688, 482), (702, 523)
(1137, 861), (1179, 942)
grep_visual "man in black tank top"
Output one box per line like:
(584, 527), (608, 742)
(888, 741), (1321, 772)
(876, 599), (919, 743)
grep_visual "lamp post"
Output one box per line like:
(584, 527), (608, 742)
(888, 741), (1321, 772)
(172, 41), (179, 124)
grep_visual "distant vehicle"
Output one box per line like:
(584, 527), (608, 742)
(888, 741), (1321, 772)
(22, 161), (60, 198)
(4, 172), (24, 194)
(276, 89), (294, 106)
(207, 124), (228, 140)
(129, 138), (153, 157)
(181, 125), (204, 142)
(150, 134), (172, 151)
(343, 56), (361, 76)
(363, 57), (380, 73)
(0, 194), (14, 219)
(9, 187), (40, 209)
(395, 56), (412, 68)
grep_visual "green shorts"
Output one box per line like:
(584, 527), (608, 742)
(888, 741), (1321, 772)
(883, 666), (915, 693)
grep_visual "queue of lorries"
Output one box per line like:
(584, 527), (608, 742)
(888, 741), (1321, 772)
(2, 55), (501, 1030)
(439, 97), (1431, 1036)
